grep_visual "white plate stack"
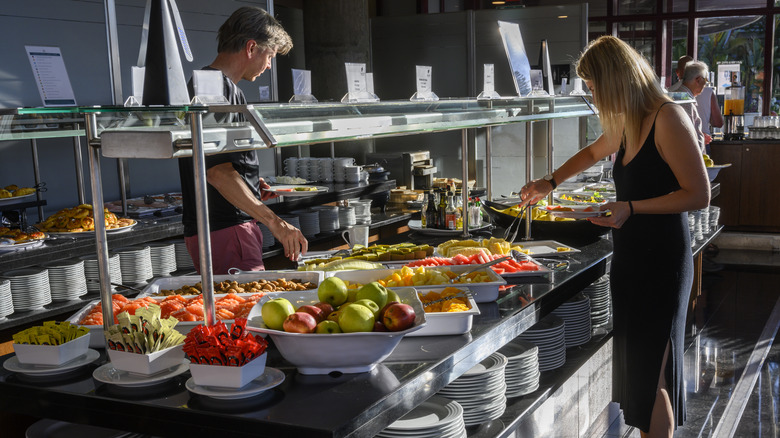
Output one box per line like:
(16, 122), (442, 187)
(312, 206), (339, 232)
(257, 222), (275, 249)
(148, 242), (177, 277)
(344, 165), (362, 183)
(80, 253), (122, 293)
(333, 157), (355, 182)
(582, 275), (611, 329)
(438, 352), (508, 427)
(40, 260), (88, 301)
(377, 396), (466, 438)
(3, 268), (51, 311)
(338, 206), (356, 229)
(0, 279), (13, 318)
(318, 158), (334, 182)
(115, 245), (153, 285)
(170, 240), (194, 272)
(284, 157), (298, 177)
(551, 294), (592, 348)
(498, 339), (540, 398)
(291, 209), (320, 239)
(518, 315), (566, 372)
(351, 199), (372, 224)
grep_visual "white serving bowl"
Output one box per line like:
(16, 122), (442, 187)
(107, 343), (184, 375)
(706, 163), (731, 182)
(188, 352), (267, 389)
(246, 287), (426, 375)
(407, 288), (481, 337)
(329, 266), (506, 303)
(13, 332), (91, 366)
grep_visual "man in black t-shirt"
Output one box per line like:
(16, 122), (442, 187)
(178, 6), (307, 274)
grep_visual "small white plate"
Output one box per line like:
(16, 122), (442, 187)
(512, 240), (580, 257)
(547, 205), (610, 219)
(45, 221), (137, 237)
(0, 193), (36, 206)
(266, 185), (328, 196)
(408, 219), (491, 236)
(185, 367), (285, 400)
(92, 359), (189, 387)
(3, 349), (100, 376)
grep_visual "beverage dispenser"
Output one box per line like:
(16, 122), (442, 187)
(723, 85), (745, 140)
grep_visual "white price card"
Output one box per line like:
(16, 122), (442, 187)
(497, 21), (532, 96)
(416, 65), (432, 94)
(25, 46), (77, 106)
(259, 86), (271, 101)
(484, 64), (495, 94)
(345, 63), (368, 93)
(292, 69), (312, 95)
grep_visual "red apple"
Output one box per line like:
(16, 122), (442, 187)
(382, 303), (416, 331)
(298, 305), (325, 323)
(282, 312), (318, 333)
(379, 301), (400, 320)
(313, 302), (335, 319)
(373, 320), (388, 332)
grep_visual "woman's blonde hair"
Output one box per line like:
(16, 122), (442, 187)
(575, 36), (670, 152)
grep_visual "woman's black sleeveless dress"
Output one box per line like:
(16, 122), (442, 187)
(610, 102), (693, 432)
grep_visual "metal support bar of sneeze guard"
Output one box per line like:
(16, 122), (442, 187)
(190, 111), (216, 326)
(546, 99), (555, 206)
(85, 114), (113, 335)
(29, 139), (44, 221)
(207, 104), (278, 148)
(461, 129), (470, 238)
(485, 101), (493, 201)
(523, 121), (533, 241)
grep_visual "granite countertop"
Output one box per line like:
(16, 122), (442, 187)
(0, 239), (613, 438)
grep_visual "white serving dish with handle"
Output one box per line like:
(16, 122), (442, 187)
(329, 266), (506, 303)
(246, 287), (426, 375)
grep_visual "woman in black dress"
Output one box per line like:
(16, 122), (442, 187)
(519, 36), (710, 437)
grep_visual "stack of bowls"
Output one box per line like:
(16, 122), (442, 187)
(0, 279), (14, 318)
(333, 157), (355, 182)
(284, 157), (299, 177)
(351, 199), (372, 224)
(338, 206), (356, 229)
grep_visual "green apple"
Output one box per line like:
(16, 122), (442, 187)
(338, 303), (376, 333)
(356, 281), (389, 309)
(318, 277), (349, 306)
(387, 289), (401, 304)
(315, 320), (343, 334)
(353, 299), (381, 317)
(261, 298), (295, 330)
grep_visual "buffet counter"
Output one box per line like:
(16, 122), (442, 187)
(0, 238), (612, 438)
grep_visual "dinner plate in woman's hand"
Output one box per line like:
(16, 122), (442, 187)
(547, 205), (610, 219)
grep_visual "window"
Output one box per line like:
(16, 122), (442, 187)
(697, 16), (764, 113)
(697, 0), (765, 12)
(618, 21), (656, 66)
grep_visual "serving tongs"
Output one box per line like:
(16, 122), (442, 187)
(420, 289), (475, 307)
(510, 249), (570, 271)
(449, 255), (511, 283)
(503, 204), (529, 243)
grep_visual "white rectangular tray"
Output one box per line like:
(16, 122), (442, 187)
(407, 288), (480, 337)
(137, 270), (323, 297)
(329, 265), (506, 303)
(512, 240), (580, 257)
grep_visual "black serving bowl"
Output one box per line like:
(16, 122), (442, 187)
(482, 199), (610, 246)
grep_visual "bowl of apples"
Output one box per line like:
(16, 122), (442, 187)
(246, 278), (426, 375)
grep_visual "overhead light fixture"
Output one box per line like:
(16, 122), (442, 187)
(493, 1), (506, 4)
(558, 15), (568, 19)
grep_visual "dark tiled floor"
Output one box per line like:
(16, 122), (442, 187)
(598, 248), (780, 437)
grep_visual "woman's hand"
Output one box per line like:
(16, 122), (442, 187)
(519, 179), (554, 207)
(587, 201), (632, 228)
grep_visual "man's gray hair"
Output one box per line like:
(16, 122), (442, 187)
(683, 61), (709, 82)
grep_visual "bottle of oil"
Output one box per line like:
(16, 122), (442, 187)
(425, 190), (438, 228)
(445, 191), (457, 230)
(438, 189), (448, 230)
